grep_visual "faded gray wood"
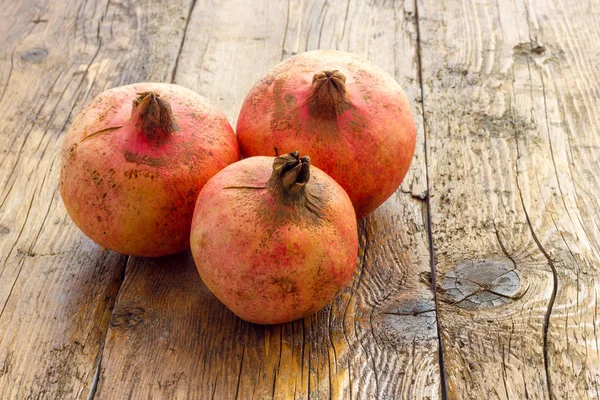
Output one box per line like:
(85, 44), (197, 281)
(94, 0), (440, 399)
(0, 0), (192, 398)
(419, 0), (600, 398)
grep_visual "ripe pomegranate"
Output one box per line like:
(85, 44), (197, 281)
(236, 50), (417, 218)
(60, 83), (240, 257)
(190, 151), (358, 324)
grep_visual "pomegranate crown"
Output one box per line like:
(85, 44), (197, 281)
(131, 91), (175, 143)
(270, 151), (311, 194)
(309, 70), (349, 118)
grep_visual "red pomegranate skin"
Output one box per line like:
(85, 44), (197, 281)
(60, 83), (240, 257)
(236, 50), (417, 218)
(190, 154), (358, 324)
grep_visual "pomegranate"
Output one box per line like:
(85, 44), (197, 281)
(60, 83), (240, 257)
(236, 50), (417, 218)
(190, 151), (358, 324)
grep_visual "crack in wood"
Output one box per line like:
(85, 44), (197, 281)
(280, 0), (291, 61)
(413, 0), (447, 398)
(171, 0), (197, 83)
(515, 133), (558, 400)
(86, 255), (128, 400)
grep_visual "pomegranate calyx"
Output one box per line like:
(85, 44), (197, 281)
(308, 70), (349, 119)
(270, 151), (311, 194)
(131, 91), (175, 143)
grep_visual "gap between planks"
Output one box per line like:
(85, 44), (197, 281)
(87, 256), (129, 400)
(413, 0), (448, 398)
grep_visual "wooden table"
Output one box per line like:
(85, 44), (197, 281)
(1, 0), (599, 398)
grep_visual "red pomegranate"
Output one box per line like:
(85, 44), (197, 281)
(236, 50), (416, 218)
(60, 83), (240, 257)
(190, 152), (358, 324)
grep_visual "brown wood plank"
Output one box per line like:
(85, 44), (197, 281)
(418, 0), (600, 398)
(519, 1), (600, 397)
(0, 0), (193, 398)
(95, 0), (441, 399)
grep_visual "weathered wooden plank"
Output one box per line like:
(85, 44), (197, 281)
(522, 1), (600, 397)
(419, 0), (600, 398)
(0, 0), (192, 398)
(95, 0), (441, 399)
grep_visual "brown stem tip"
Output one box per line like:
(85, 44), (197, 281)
(308, 70), (349, 119)
(270, 151), (311, 194)
(131, 91), (175, 143)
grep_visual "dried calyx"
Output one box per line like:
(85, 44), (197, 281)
(269, 151), (311, 195)
(131, 92), (175, 142)
(268, 151), (325, 220)
(308, 70), (349, 119)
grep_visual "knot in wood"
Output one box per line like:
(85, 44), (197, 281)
(513, 42), (546, 58)
(379, 293), (438, 343)
(20, 48), (48, 63)
(110, 306), (146, 330)
(438, 259), (524, 309)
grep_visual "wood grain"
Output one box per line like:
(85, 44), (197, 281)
(94, 0), (441, 399)
(7, 0), (599, 398)
(418, 0), (600, 398)
(0, 0), (192, 398)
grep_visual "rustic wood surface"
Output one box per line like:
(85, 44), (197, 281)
(0, 0), (190, 398)
(0, 0), (598, 399)
(95, 1), (439, 399)
(420, 0), (600, 398)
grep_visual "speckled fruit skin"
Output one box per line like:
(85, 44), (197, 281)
(236, 50), (417, 218)
(60, 83), (240, 257)
(190, 156), (358, 324)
